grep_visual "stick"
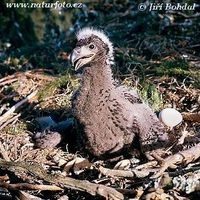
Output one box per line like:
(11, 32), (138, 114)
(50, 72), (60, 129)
(0, 91), (38, 126)
(0, 70), (54, 84)
(0, 141), (10, 161)
(152, 143), (200, 178)
(25, 71), (55, 81)
(182, 112), (200, 122)
(98, 166), (150, 178)
(0, 74), (16, 83)
(0, 78), (18, 86)
(0, 113), (21, 130)
(0, 182), (63, 191)
(0, 175), (9, 181)
(0, 159), (124, 200)
(12, 191), (42, 200)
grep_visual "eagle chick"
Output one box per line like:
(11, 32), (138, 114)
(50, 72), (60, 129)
(71, 27), (168, 157)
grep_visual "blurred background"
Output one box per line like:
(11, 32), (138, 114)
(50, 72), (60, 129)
(1, 0), (200, 77)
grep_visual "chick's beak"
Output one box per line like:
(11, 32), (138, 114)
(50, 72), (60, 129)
(70, 46), (94, 71)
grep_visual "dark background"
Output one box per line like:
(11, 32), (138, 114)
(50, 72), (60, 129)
(0, 0), (200, 83)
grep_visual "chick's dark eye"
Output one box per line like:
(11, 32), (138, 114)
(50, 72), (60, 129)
(89, 44), (95, 49)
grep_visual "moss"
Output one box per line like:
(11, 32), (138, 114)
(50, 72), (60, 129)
(162, 59), (189, 70)
(139, 83), (163, 112)
(148, 59), (200, 88)
(123, 78), (163, 112)
(38, 72), (79, 103)
(154, 67), (200, 87)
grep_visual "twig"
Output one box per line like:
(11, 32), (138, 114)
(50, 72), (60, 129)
(0, 74), (16, 83)
(0, 159), (124, 200)
(0, 70), (54, 83)
(182, 112), (200, 122)
(152, 143), (200, 178)
(0, 91), (38, 126)
(13, 191), (42, 200)
(0, 182), (63, 191)
(116, 188), (137, 196)
(0, 78), (18, 86)
(177, 124), (190, 145)
(135, 161), (158, 170)
(0, 141), (10, 161)
(0, 113), (21, 130)
(98, 166), (150, 178)
(24, 71), (55, 81)
(0, 175), (9, 181)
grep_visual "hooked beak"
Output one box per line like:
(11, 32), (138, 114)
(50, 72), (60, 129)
(70, 46), (95, 71)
